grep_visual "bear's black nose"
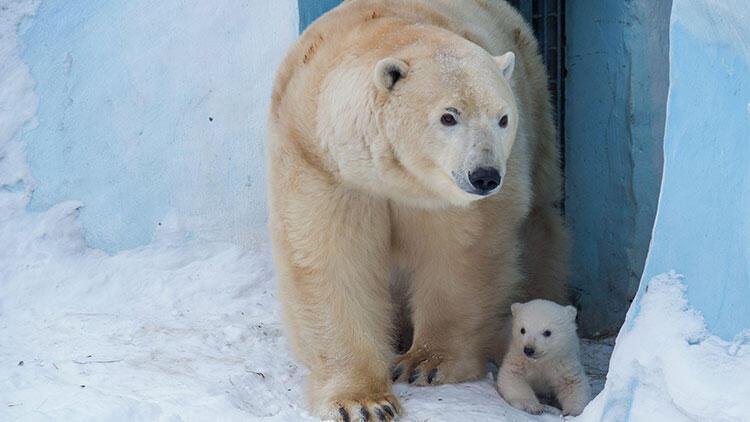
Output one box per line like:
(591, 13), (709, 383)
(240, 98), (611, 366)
(523, 346), (535, 357)
(468, 167), (502, 194)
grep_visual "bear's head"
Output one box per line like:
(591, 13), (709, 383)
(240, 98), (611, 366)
(510, 299), (578, 361)
(372, 33), (519, 207)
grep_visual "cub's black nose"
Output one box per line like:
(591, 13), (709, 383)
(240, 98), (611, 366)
(468, 167), (501, 194)
(523, 346), (535, 357)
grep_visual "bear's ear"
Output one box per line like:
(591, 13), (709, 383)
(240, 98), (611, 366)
(565, 305), (578, 320)
(373, 58), (409, 91)
(494, 51), (515, 80)
(510, 302), (522, 316)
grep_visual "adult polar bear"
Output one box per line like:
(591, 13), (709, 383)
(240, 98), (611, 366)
(267, 0), (568, 419)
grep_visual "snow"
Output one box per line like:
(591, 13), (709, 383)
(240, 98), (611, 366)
(0, 198), (611, 421)
(579, 273), (750, 422)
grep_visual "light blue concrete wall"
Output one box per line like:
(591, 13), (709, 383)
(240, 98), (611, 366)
(636, 0), (750, 340)
(565, 1), (670, 336)
(20, 1), (299, 252)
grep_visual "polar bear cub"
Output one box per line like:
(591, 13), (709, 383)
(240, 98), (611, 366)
(497, 299), (591, 416)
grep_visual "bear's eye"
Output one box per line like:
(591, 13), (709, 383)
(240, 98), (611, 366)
(520, 328), (526, 335)
(499, 114), (509, 128)
(440, 113), (457, 126)
(543, 330), (551, 337)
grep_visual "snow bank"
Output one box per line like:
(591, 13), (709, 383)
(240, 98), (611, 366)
(1, 210), (305, 421)
(580, 273), (750, 421)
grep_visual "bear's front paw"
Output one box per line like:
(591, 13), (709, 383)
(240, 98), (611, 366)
(391, 344), (480, 386)
(323, 393), (401, 422)
(508, 399), (561, 416)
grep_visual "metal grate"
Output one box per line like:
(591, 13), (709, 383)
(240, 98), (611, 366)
(508, 0), (566, 201)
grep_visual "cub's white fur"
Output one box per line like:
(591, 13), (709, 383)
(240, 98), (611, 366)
(498, 299), (591, 416)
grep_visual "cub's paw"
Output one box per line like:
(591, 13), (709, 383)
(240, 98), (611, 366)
(324, 394), (401, 421)
(508, 399), (561, 416)
(392, 345), (475, 386)
(562, 403), (587, 417)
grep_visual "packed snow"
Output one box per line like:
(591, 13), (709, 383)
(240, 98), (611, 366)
(580, 273), (750, 421)
(0, 189), (612, 422)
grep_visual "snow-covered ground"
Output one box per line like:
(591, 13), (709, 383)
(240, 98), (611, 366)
(0, 191), (613, 421)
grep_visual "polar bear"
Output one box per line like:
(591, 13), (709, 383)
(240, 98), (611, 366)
(267, 0), (568, 419)
(497, 300), (591, 416)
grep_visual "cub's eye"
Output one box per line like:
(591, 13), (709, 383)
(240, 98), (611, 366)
(440, 113), (457, 126)
(543, 330), (552, 337)
(499, 114), (509, 128)
(520, 328), (526, 335)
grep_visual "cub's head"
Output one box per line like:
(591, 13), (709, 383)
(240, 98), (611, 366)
(369, 33), (520, 207)
(510, 299), (578, 361)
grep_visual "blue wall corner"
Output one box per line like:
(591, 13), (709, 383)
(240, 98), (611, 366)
(298, 0), (340, 32)
(565, 0), (670, 335)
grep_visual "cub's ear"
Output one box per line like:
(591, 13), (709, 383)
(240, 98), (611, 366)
(373, 58), (409, 91)
(510, 302), (522, 316)
(565, 305), (578, 320)
(494, 51), (515, 80)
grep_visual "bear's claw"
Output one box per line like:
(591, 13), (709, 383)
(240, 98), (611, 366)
(407, 368), (420, 384)
(390, 365), (403, 382)
(392, 346), (457, 386)
(427, 368), (438, 384)
(329, 395), (401, 422)
(509, 399), (562, 416)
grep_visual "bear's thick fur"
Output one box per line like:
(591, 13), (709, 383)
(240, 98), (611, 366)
(498, 300), (591, 416)
(267, 0), (569, 419)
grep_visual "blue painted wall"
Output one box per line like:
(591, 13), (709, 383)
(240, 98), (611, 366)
(637, 0), (750, 340)
(20, 0), (299, 252)
(565, 1), (670, 335)
(298, 0), (340, 32)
